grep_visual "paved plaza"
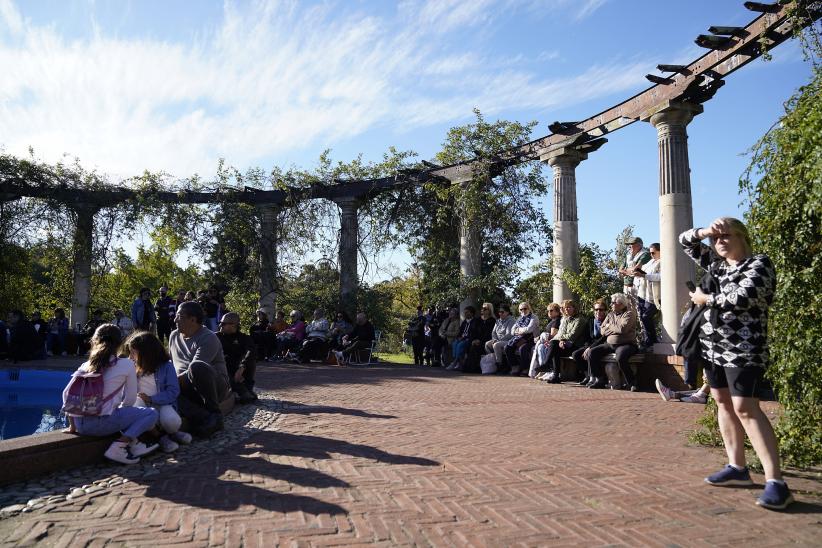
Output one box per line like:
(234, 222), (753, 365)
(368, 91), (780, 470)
(1, 362), (820, 546)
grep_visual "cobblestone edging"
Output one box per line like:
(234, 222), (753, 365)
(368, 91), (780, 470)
(0, 393), (283, 519)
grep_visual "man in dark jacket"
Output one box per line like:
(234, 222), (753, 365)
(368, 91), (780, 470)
(334, 313), (376, 364)
(7, 310), (43, 362)
(573, 301), (608, 384)
(216, 312), (258, 404)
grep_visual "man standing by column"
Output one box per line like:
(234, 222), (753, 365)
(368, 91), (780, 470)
(618, 237), (651, 297)
(169, 301), (230, 437)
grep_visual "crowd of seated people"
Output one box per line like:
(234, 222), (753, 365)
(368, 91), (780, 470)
(404, 291), (654, 393)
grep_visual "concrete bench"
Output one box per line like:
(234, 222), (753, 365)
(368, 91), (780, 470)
(0, 395), (236, 487)
(559, 352), (689, 390)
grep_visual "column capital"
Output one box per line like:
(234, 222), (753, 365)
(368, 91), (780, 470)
(640, 100), (704, 128)
(332, 195), (363, 210)
(541, 147), (588, 168)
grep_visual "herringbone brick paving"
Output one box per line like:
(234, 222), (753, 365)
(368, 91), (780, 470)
(1, 363), (820, 546)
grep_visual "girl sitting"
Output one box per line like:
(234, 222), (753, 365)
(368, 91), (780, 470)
(124, 331), (192, 452)
(63, 324), (159, 464)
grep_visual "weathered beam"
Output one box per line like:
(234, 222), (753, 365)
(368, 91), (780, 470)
(431, 1), (816, 181)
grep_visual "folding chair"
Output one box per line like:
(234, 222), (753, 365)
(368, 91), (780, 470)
(351, 330), (381, 365)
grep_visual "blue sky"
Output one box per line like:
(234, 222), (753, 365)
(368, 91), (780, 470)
(0, 0), (814, 281)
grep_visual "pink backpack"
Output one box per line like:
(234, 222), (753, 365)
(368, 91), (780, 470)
(62, 369), (124, 417)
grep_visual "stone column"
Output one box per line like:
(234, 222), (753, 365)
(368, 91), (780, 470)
(334, 196), (361, 318)
(543, 148), (586, 304)
(642, 101), (703, 350)
(70, 203), (98, 331)
(257, 204), (279, 319)
(450, 174), (481, 316)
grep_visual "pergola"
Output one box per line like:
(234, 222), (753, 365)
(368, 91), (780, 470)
(1, 2), (818, 353)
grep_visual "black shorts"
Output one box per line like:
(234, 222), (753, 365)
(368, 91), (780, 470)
(703, 361), (766, 398)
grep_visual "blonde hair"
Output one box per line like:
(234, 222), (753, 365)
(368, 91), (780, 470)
(561, 299), (577, 315)
(717, 216), (753, 257)
(481, 302), (496, 319)
(547, 302), (561, 315)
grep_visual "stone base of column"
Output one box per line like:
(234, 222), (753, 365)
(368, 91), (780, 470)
(552, 220), (578, 303)
(658, 193), (695, 344)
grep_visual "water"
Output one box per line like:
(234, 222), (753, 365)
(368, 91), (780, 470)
(0, 368), (72, 440)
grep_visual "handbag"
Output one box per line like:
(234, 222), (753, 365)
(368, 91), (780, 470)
(480, 354), (497, 375)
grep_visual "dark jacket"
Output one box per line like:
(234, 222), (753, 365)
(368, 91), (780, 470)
(216, 331), (256, 376)
(478, 317), (495, 344)
(676, 271), (719, 362)
(350, 322), (376, 343)
(10, 320), (42, 361)
(457, 318), (481, 342)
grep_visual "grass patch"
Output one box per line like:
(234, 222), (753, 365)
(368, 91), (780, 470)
(375, 352), (414, 365)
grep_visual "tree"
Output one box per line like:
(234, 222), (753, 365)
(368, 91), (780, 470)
(397, 110), (551, 307)
(738, 38), (821, 465)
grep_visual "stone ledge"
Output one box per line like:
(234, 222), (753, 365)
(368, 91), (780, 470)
(0, 395), (236, 487)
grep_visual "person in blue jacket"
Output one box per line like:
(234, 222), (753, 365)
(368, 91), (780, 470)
(124, 331), (192, 452)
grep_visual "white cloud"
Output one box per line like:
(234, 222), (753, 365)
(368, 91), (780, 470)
(574, 0), (608, 21)
(0, 0), (648, 179)
(0, 0), (23, 36)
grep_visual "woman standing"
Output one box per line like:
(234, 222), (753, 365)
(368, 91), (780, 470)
(681, 217), (791, 510)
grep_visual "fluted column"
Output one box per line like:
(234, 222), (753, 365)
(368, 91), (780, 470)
(334, 196), (361, 318)
(543, 148), (586, 303)
(450, 172), (481, 316)
(257, 204), (279, 319)
(70, 203), (99, 331)
(642, 101), (703, 349)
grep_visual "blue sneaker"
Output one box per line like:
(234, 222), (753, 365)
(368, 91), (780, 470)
(756, 481), (794, 510)
(704, 465), (753, 486)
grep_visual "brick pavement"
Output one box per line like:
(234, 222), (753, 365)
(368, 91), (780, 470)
(1, 363), (820, 546)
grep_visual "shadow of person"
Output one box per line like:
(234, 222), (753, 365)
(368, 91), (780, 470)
(783, 501), (822, 515)
(256, 430), (440, 466)
(136, 430), (349, 514)
(279, 400), (397, 419)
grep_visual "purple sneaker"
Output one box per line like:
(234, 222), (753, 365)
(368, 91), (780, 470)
(705, 465), (753, 486)
(756, 481), (794, 510)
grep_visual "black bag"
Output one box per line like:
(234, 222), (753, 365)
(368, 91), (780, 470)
(675, 271), (719, 361)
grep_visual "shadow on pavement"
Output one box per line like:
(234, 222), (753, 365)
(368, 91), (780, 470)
(137, 428), (438, 515)
(279, 400), (397, 419)
(257, 362), (476, 393)
(255, 430), (440, 466)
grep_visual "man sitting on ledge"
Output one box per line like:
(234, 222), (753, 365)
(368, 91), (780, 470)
(216, 312), (259, 404)
(169, 301), (231, 437)
(334, 312), (375, 364)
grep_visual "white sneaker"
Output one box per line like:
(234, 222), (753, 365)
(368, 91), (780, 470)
(104, 441), (140, 464)
(681, 392), (708, 404)
(655, 378), (676, 402)
(159, 435), (179, 453)
(171, 431), (193, 445)
(129, 440), (159, 457)
(544, 372), (556, 382)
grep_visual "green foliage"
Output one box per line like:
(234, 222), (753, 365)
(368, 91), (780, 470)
(560, 243), (622, 312)
(739, 61), (822, 467)
(93, 232), (205, 315)
(687, 398), (723, 447)
(398, 110), (551, 306)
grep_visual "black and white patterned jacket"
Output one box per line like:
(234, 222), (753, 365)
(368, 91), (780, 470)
(679, 229), (776, 369)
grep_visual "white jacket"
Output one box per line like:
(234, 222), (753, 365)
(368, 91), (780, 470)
(634, 258), (661, 308)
